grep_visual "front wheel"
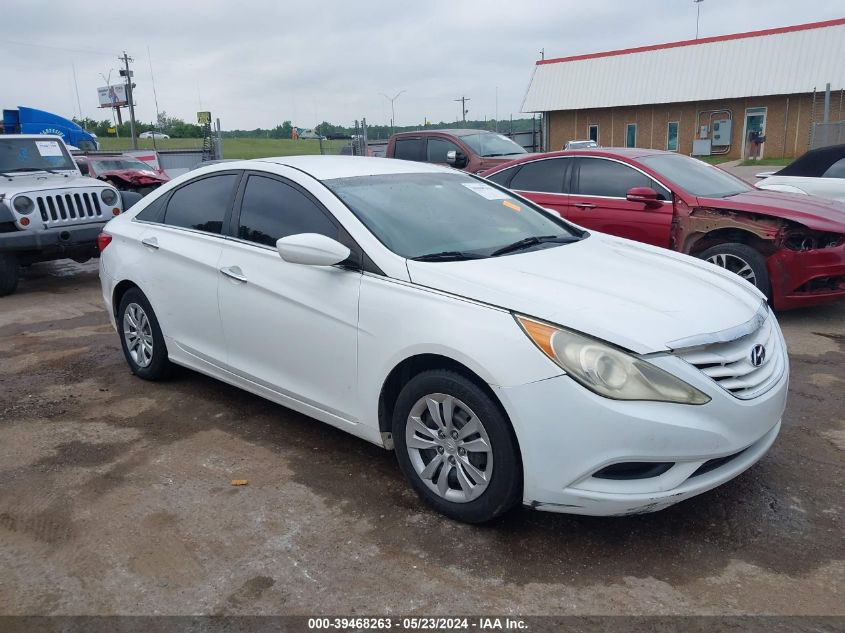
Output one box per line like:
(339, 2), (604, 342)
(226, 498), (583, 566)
(0, 252), (20, 297)
(117, 288), (171, 380)
(698, 242), (771, 299)
(392, 370), (522, 523)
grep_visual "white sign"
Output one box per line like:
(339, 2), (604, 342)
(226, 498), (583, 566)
(461, 182), (509, 200)
(35, 140), (64, 157)
(97, 84), (128, 108)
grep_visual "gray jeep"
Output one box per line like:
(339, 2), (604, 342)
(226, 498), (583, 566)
(0, 135), (137, 296)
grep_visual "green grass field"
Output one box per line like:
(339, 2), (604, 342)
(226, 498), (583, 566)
(739, 157), (792, 167)
(96, 137), (335, 159)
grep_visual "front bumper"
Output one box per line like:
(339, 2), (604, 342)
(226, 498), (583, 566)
(768, 244), (845, 310)
(0, 223), (103, 254)
(493, 352), (788, 516)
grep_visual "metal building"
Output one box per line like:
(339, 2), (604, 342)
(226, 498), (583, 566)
(522, 18), (845, 159)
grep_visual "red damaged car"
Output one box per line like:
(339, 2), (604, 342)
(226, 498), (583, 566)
(481, 149), (845, 310)
(75, 154), (169, 195)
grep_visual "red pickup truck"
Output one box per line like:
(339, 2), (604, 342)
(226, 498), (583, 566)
(481, 148), (845, 310)
(385, 129), (529, 173)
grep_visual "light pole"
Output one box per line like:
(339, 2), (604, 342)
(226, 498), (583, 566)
(694, 0), (704, 39)
(379, 90), (406, 134)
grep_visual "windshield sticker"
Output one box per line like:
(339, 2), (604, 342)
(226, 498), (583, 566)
(503, 200), (521, 212)
(461, 182), (509, 200)
(35, 140), (63, 157)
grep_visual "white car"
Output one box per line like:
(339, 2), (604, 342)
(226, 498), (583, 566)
(98, 156), (787, 522)
(139, 131), (170, 140)
(755, 144), (845, 202)
(564, 139), (599, 150)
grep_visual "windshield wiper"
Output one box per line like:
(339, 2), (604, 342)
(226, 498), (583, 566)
(7, 166), (61, 175)
(411, 250), (486, 262)
(491, 235), (581, 257)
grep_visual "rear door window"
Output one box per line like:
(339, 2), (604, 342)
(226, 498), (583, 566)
(163, 173), (238, 234)
(394, 138), (425, 161)
(509, 158), (570, 194)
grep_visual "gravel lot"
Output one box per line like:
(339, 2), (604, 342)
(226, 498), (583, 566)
(0, 260), (843, 616)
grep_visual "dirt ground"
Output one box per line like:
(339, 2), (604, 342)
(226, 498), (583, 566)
(0, 261), (842, 616)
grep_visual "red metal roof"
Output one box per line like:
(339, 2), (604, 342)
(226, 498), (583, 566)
(537, 17), (845, 66)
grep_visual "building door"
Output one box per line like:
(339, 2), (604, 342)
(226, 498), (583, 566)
(743, 107), (767, 160)
(588, 124), (599, 143)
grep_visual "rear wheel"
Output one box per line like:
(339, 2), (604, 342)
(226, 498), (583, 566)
(392, 370), (522, 523)
(698, 242), (770, 298)
(117, 288), (171, 380)
(0, 253), (20, 297)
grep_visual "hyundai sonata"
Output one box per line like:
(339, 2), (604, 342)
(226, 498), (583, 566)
(98, 156), (787, 522)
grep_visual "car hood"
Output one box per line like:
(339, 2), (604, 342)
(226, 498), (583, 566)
(96, 168), (169, 182)
(406, 233), (764, 354)
(0, 173), (110, 196)
(697, 189), (845, 233)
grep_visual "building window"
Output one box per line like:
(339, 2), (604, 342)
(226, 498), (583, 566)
(588, 124), (599, 143)
(625, 124), (637, 148)
(667, 121), (679, 152)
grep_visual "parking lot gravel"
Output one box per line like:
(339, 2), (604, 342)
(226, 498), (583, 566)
(0, 261), (843, 615)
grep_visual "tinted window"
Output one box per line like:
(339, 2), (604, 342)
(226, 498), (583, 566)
(163, 174), (237, 233)
(76, 160), (89, 176)
(509, 159), (569, 194)
(485, 166), (519, 187)
(427, 138), (461, 163)
(576, 159), (652, 198)
(822, 157), (845, 179)
(237, 175), (337, 247)
(394, 138), (425, 161)
(135, 195), (167, 223)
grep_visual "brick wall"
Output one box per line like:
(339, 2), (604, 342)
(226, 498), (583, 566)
(545, 92), (831, 159)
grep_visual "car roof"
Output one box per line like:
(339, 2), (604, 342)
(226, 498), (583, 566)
(482, 147), (671, 172)
(1, 134), (64, 141)
(390, 128), (495, 138)
(201, 155), (452, 180)
(776, 143), (845, 177)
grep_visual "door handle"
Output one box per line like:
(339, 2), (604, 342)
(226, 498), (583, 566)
(141, 237), (159, 249)
(573, 203), (596, 209)
(219, 266), (247, 283)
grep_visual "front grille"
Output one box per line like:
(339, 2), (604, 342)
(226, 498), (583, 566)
(35, 191), (103, 226)
(674, 315), (785, 400)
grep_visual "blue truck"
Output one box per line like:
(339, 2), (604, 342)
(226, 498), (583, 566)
(2, 106), (99, 150)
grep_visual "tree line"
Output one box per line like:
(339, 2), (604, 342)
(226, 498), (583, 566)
(73, 113), (540, 141)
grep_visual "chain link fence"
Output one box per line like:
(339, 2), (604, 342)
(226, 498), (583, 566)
(810, 121), (845, 150)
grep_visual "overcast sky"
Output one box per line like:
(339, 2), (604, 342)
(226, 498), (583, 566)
(1, 0), (842, 130)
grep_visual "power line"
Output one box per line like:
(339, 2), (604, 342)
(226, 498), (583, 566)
(454, 96), (470, 123)
(0, 38), (119, 57)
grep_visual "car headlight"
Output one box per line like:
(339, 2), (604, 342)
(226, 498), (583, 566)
(515, 315), (710, 405)
(101, 188), (118, 205)
(13, 196), (34, 215)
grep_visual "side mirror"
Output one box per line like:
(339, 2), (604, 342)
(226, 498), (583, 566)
(626, 186), (662, 207)
(276, 233), (351, 267)
(446, 149), (468, 169)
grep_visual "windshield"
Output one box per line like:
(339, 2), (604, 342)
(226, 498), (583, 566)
(0, 138), (77, 173)
(93, 159), (154, 171)
(460, 133), (527, 158)
(640, 154), (752, 198)
(324, 172), (581, 259)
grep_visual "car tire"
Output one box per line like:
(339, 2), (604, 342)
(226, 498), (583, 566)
(392, 369), (522, 523)
(698, 242), (771, 299)
(0, 252), (20, 297)
(117, 288), (171, 380)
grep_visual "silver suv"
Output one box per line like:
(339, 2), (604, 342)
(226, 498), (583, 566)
(0, 135), (124, 296)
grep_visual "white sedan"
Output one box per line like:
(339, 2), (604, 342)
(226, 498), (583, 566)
(756, 144), (845, 202)
(139, 131), (170, 139)
(97, 156), (787, 522)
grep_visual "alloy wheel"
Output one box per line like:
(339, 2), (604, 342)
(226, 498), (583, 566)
(706, 252), (757, 285)
(123, 302), (154, 368)
(405, 393), (493, 503)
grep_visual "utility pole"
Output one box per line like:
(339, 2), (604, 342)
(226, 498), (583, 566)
(119, 51), (137, 149)
(454, 96), (470, 123)
(694, 0), (704, 39)
(540, 48), (545, 60)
